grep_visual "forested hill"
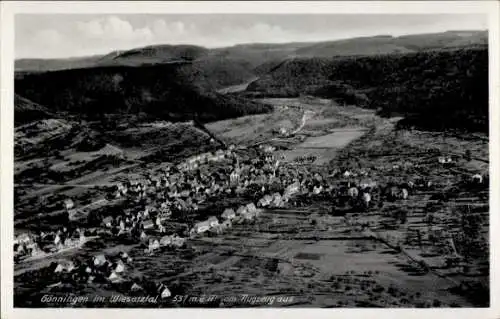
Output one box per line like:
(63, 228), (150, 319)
(245, 44), (488, 132)
(14, 31), (488, 129)
(15, 64), (273, 124)
(15, 30), (487, 91)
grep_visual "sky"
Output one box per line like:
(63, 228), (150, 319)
(15, 14), (488, 59)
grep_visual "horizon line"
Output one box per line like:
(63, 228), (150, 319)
(14, 28), (488, 61)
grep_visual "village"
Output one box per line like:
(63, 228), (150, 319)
(13, 114), (489, 307)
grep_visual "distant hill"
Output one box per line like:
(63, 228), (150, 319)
(14, 30), (488, 131)
(15, 30), (488, 87)
(99, 44), (210, 66)
(15, 55), (106, 72)
(294, 31), (487, 57)
(295, 35), (413, 57)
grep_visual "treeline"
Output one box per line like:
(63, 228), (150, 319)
(247, 45), (488, 132)
(15, 64), (273, 124)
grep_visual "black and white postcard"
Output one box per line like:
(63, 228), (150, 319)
(1, 1), (499, 319)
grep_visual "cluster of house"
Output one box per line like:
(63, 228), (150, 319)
(294, 155), (317, 163)
(189, 202), (262, 236)
(258, 144), (276, 153)
(176, 147), (235, 171)
(49, 251), (134, 284)
(257, 181), (301, 208)
(100, 205), (171, 237)
(14, 227), (88, 260)
(51, 250), (173, 298)
(438, 156), (455, 165)
(143, 233), (187, 253)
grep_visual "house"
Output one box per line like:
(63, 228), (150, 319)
(54, 234), (62, 245)
(160, 235), (173, 246)
(221, 208), (236, 220)
(193, 221), (211, 234)
(236, 206), (247, 216)
(130, 282), (144, 292)
(15, 244), (25, 254)
(215, 150), (225, 156)
(359, 180), (377, 190)
(15, 233), (32, 245)
(119, 251), (130, 261)
(68, 209), (85, 222)
(179, 190), (190, 198)
(63, 237), (76, 247)
(172, 236), (186, 248)
(102, 216), (113, 228)
(149, 239), (160, 251)
(155, 216), (163, 227)
(241, 210), (256, 221)
(313, 185), (323, 194)
(93, 254), (107, 267)
(143, 219), (155, 230)
(63, 199), (74, 210)
(113, 260), (125, 273)
(221, 219), (232, 229)
(246, 203), (257, 213)
(362, 192), (371, 207)
(207, 216), (219, 228)
(472, 174), (483, 184)
(108, 271), (123, 283)
(284, 182), (300, 197)
(157, 283), (172, 299)
(257, 197), (268, 207)
(264, 194), (273, 204)
(263, 145), (275, 153)
(400, 188), (409, 200)
(54, 260), (75, 273)
(347, 187), (359, 198)
(210, 224), (224, 235)
(271, 193), (282, 207)
(230, 171), (240, 184)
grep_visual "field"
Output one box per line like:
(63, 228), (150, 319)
(13, 96), (489, 308)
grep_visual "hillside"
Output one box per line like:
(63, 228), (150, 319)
(14, 94), (54, 125)
(15, 31), (487, 89)
(99, 44), (209, 66)
(14, 64), (273, 124)
(246, 44), (488, 132)
(14, 31), (488, 130)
